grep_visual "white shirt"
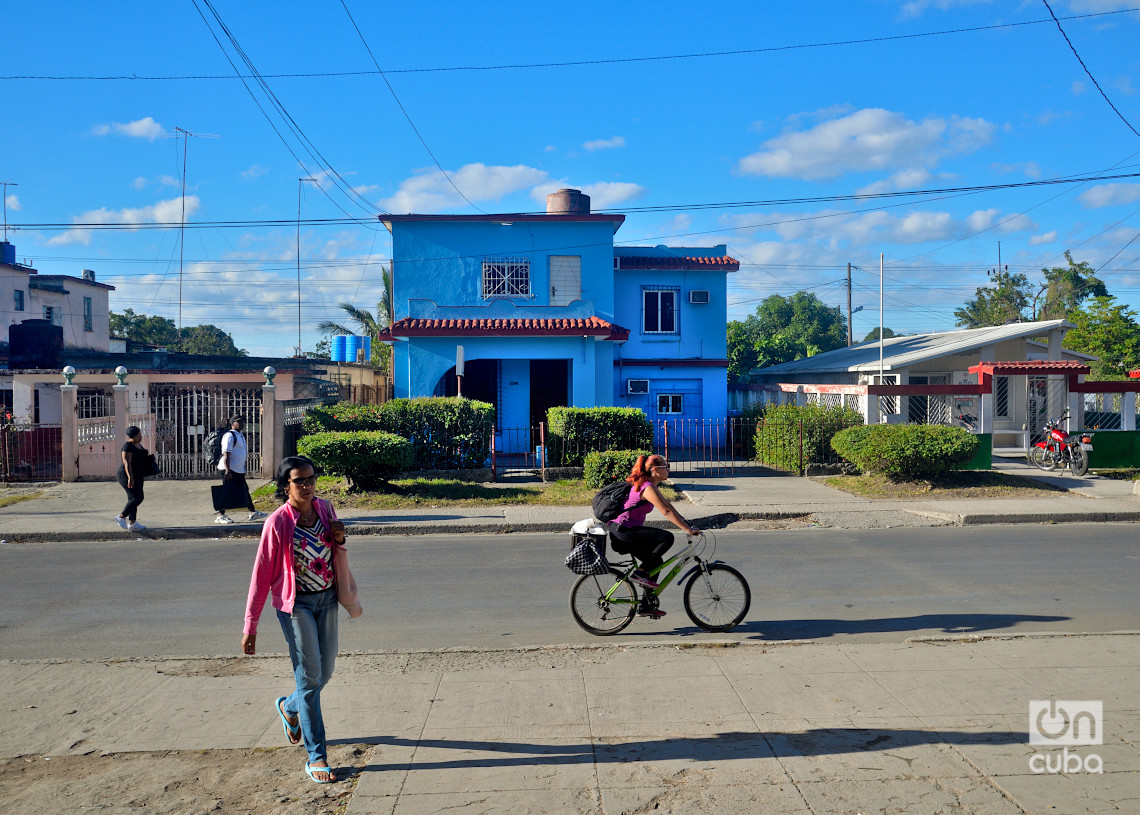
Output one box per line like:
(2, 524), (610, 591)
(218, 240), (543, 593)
(218, 429), (248, 473)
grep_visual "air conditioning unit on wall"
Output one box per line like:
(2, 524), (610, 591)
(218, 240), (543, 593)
(689, 290), (710, 304)
(627, 379), (650, 395)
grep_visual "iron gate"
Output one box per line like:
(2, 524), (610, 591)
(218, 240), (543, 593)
(149, 385), (263, 478)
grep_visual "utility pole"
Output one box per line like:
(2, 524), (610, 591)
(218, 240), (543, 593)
(171, 128), (218, 338)
(297, 177), (320, 357)
(1, 181), (17, 242)
(846, 262), (853, 346)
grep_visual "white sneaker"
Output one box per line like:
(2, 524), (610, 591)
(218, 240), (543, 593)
(129, 522), (146, 531)
(115, 516), (129, 530)
(248, 511), (267, 521)
(214, 515), (234, 524)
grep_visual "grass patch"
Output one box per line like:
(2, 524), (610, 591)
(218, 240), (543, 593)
(821, 471), (1068, 499)
(0, 491), (47, 509)
(252, 476), (682, 510)
(1089, 468), (1140, 481)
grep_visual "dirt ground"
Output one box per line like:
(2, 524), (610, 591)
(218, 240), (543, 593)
(0, 744), (370, 815)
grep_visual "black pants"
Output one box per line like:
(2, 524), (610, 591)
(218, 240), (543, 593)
(609, 524), (674, 572)
(117, 470), (145, 522)
(213, 471), (255, 513)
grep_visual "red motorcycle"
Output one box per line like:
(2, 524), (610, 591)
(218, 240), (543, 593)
(1030, 414), (1092, 476)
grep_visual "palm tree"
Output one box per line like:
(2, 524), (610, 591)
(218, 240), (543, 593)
(317, 266), (394, 370)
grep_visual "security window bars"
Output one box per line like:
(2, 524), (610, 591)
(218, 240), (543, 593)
(643, 288), (678, 334)
(43, 306), (60, 325)
(658, 393), (683, 414)
(83, 297), (93, 332)
(482, 257), (531, 298)
(995, 376), (1010, 419)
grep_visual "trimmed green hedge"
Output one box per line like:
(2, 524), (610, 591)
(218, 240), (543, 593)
(298, 431), (414, 490)
(583, 449), (653, 489)
(754, 403), (863, 472)
(547, 407), (653, 467)
(831, 423), (978, 481)
(302, 398), (493, 469)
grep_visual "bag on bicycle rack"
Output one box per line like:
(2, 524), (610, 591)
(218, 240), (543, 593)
(565, 520), (610, 575)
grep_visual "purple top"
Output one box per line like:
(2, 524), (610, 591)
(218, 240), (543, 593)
(614, 482), (653, 528)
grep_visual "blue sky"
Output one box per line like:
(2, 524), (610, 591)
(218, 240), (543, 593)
(5, 1), (1140, 356)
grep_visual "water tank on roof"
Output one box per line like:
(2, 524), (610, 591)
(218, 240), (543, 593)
(9, 319), (64, 369)
(0, 241), (15, 265)
(331, 335), (347, 362)
(346, 335), (364, 364)
(546, 188), (591, 215)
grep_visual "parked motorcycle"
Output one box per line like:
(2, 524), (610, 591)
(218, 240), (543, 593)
(1029, 413), (1092, 476)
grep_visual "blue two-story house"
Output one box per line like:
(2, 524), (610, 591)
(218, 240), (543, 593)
(378, 189), (736, 448)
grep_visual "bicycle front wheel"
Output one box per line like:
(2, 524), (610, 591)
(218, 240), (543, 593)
(1029, 445), (1057, 471)
(683, 563), (751, 632)
(569, 570), (638, 635)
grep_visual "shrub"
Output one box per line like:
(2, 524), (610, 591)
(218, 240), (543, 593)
(583, 449), (653, 489)
(831, 424), (978, 482)
(547, 407), (653, 467)
(754, 403), (863, 472)
(298, 431), (414, 490)
(302, 398), (493, 469)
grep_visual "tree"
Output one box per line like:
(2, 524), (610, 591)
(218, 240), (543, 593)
(954, 267), (1032, 328)
(109, 309), (246, 356)
(317, 265), (393, 369)
(1034, 252), (1108, 321)
(727, 292), (847, 381)
(109, 309), (178, 346)
(863, 327), (897, 342)
(1062, 296), (1140, 380)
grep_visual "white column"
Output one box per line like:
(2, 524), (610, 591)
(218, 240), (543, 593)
(261, 384), (281, 478)
(61, 385), (79, 482)
(1123, 392), (1136, 432)
(12, 379), (34, 421)
(113, 385), (129, 446)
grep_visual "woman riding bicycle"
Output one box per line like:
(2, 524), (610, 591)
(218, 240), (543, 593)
(608, 454), (700, 617)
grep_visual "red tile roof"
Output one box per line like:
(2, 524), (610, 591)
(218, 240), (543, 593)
(971, 360), (1091, 375)
(379, 316), (629, 341)
(615, 255), (739, 271)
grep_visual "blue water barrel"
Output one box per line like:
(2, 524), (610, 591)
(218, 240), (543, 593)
(346, 335), (364, 363)
(331, 335), (347, 362)
(363, 336), (372, 362)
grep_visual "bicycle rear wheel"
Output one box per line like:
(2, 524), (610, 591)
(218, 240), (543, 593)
(570, 569), (638, 635)
(683, 563), (751, 632)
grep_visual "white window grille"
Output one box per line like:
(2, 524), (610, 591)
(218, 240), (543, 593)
(482, 257), (531, 298)
(548, 256), (581, 306)
(658, 393), (683, 414)
(83, 297), (93, 332)
(995, 376), (1010, 419)
(643, 288), (678, 333)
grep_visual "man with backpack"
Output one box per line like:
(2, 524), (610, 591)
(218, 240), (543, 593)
(213, 415), (266, 524)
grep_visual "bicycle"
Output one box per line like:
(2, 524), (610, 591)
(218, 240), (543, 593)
(569, 531), (751, 635)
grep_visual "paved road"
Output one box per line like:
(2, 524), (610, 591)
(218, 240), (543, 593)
(2, 524), (1137, 659)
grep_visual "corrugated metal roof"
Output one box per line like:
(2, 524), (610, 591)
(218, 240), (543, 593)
(751, 320), (1075, 375)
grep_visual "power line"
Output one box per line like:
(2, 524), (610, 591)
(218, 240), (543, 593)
(5, 7), (1136, 81)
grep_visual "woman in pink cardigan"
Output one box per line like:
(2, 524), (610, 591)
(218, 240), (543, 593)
(241, 455), (359, 784)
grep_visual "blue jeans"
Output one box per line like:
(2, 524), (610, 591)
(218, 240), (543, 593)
(277, 588), (338, 765)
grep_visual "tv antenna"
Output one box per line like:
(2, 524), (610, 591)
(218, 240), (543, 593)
(1, 181), (17, 242)
(171, 127), (219, 336)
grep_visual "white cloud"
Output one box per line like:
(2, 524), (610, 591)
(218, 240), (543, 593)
(737, 108), (995, 180)
(529, 180), (646, 209)
(898, 0), (993, 18)
(855, 169), (934, 196)
(1079, 182), (1140, 208)
(382, 163), (549, 213)
(91, 116), (167, 141)
(1030, 231), (1058, 246)
(47, 195), (200, 246)
(241, 164), (269, 180)
(1072, 80), (1087, 95)
(583, 136), (626, 152)
(544, 145), (557, 152)
(4, 194), (20, 211)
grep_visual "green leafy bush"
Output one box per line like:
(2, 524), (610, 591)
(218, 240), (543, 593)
(302, 398), (493, 469)
(831, 424), (978, 481)
(754, 403), (863, 472)
(547, 407), (653, 467)
(298, 431), (414, 490)
(583, 449), (653, 489)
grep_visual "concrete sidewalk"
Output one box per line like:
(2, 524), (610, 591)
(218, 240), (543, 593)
(3, 635), (1137, 813)
(2, 457), (1140, 542)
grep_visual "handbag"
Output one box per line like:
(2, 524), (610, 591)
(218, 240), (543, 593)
(145, 452), (161, 477)
(565, 537), (610, 576)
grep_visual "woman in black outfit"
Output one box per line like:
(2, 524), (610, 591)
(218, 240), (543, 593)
(115, 425), (148, 531)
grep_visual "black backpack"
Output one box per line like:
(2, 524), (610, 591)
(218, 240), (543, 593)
(592, 480), (649, 523)
(204, 428), (230, 466)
